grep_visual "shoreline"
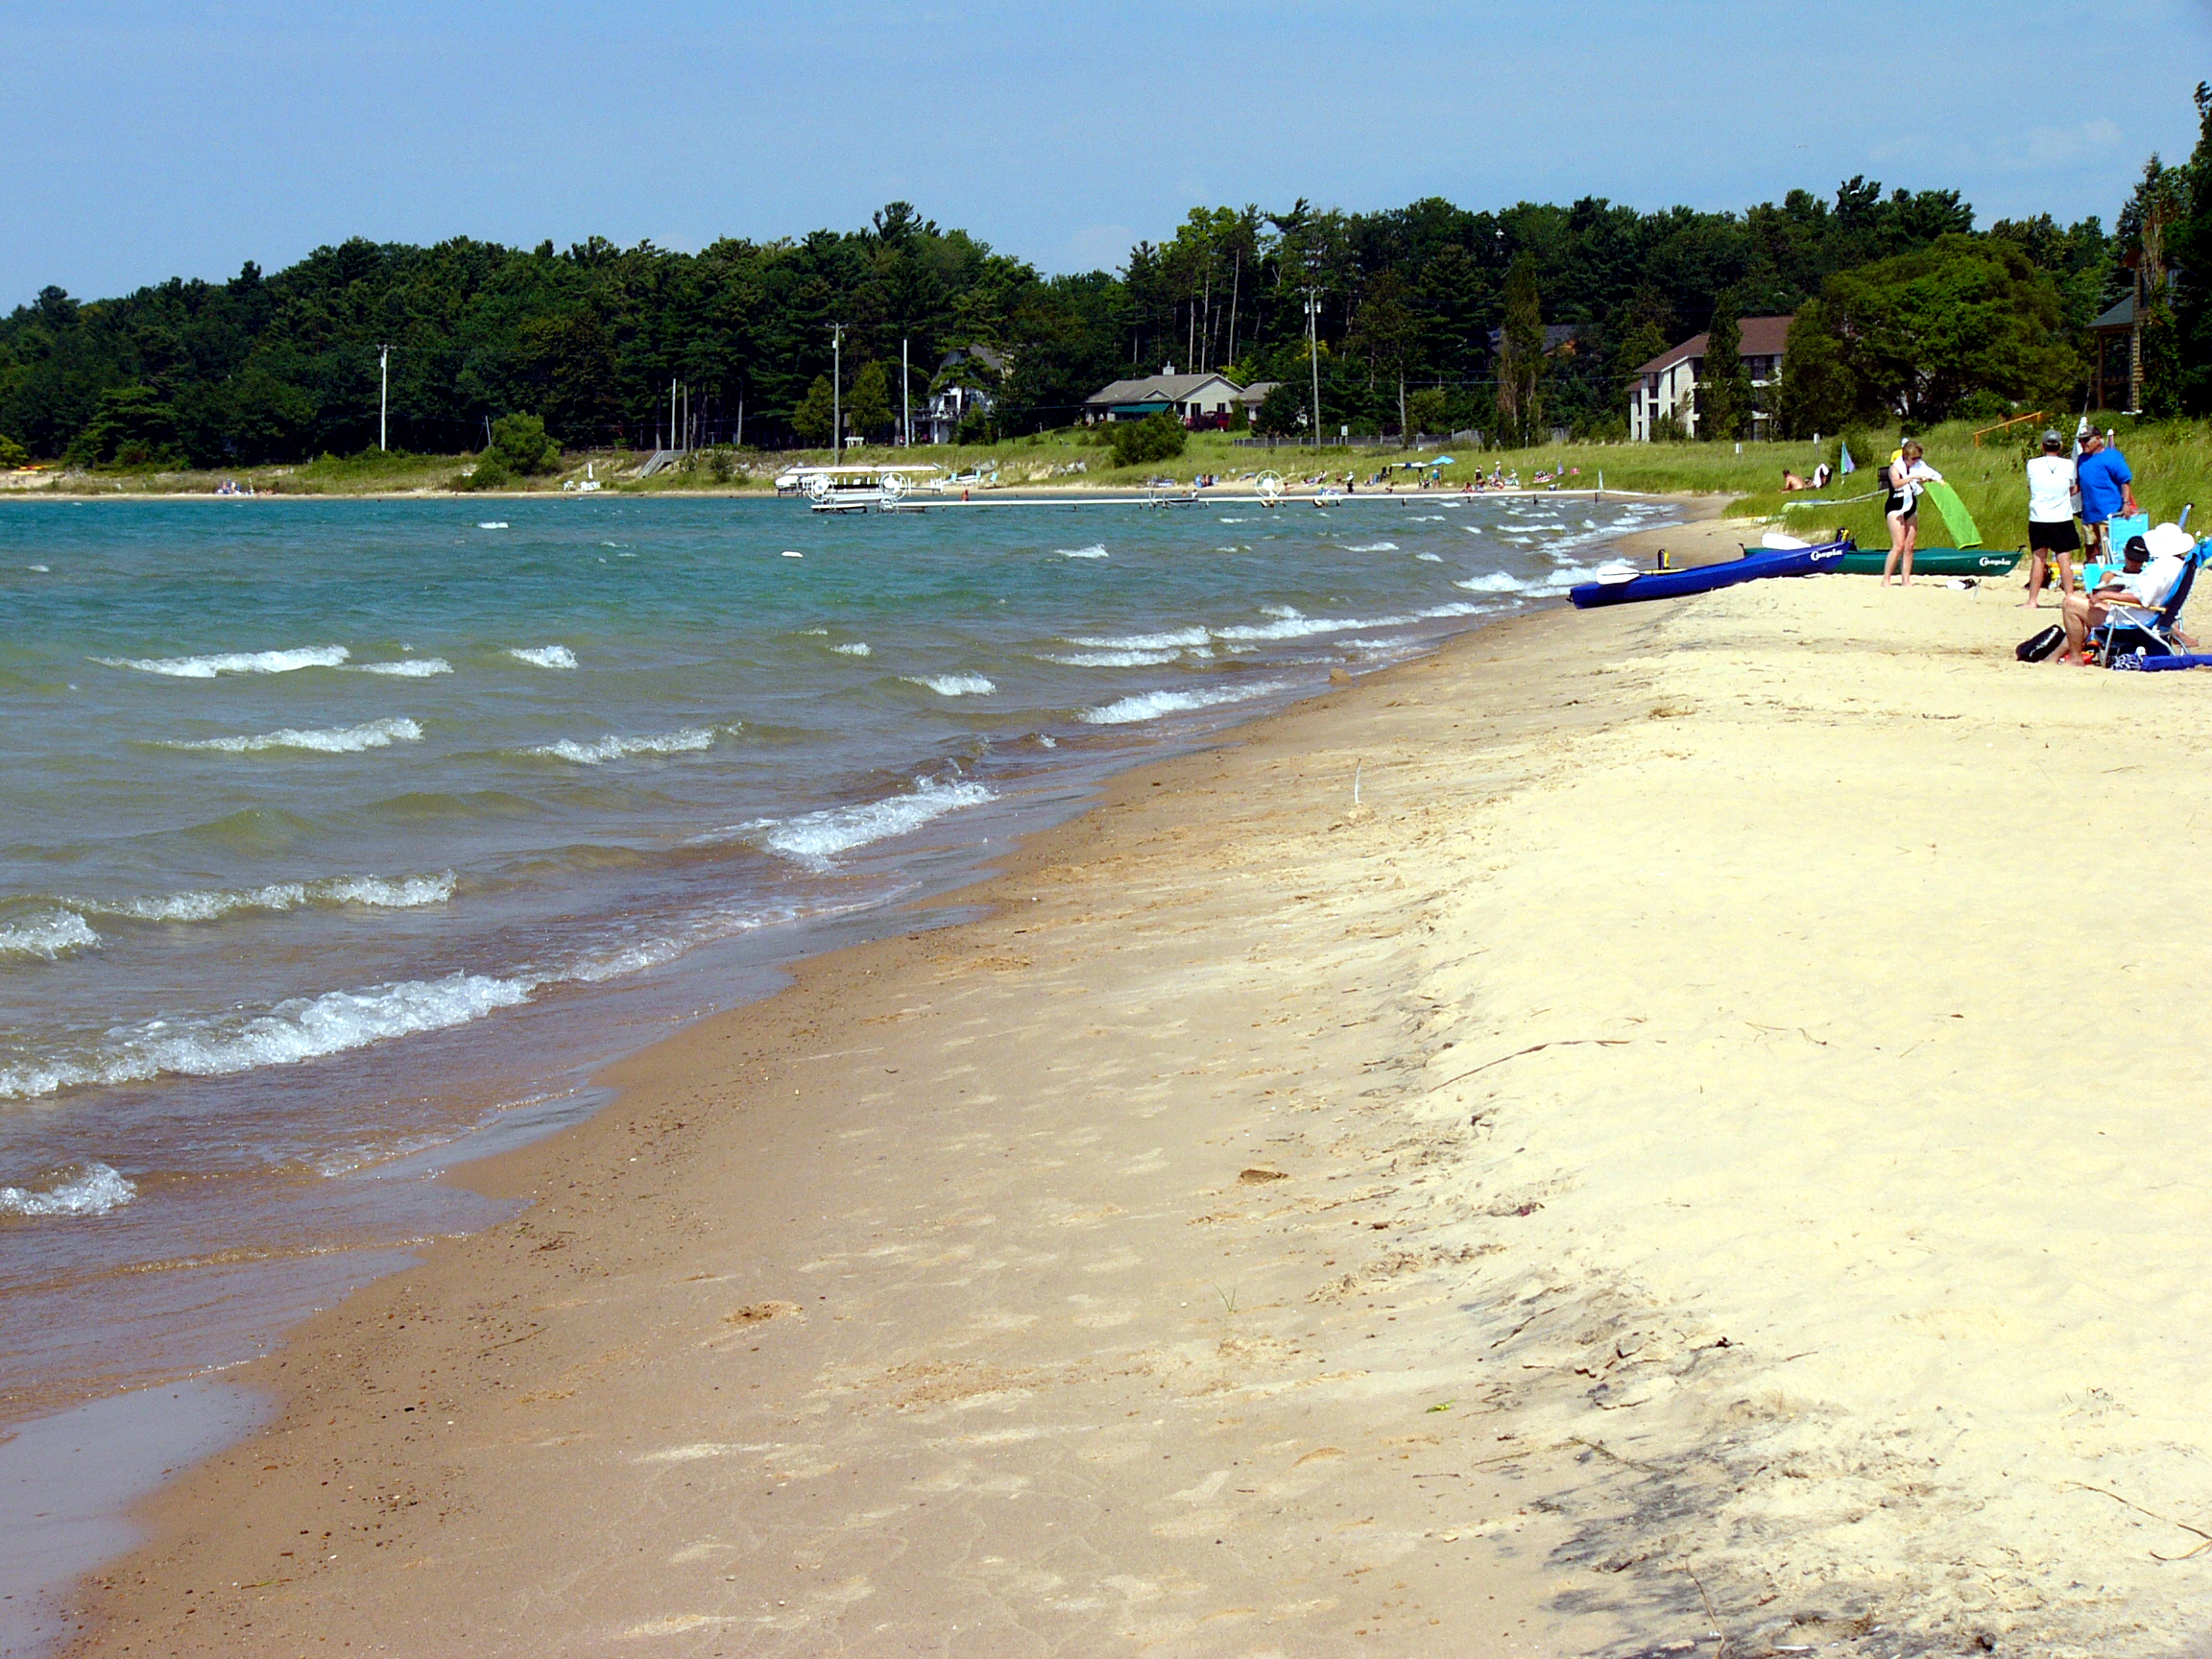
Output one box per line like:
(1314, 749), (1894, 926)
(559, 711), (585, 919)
(60, 527), (2209, 1656)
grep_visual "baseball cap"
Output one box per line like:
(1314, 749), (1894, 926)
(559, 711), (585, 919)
(2040, 429), (2063, 446)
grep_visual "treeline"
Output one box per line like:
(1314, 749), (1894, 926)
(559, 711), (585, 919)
(1, 89), (2203, 467)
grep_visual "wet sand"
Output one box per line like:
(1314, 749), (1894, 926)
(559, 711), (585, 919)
(59, 559), (2212, 1658)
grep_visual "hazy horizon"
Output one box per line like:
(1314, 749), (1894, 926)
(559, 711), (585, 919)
(6, 0), (2206, 308)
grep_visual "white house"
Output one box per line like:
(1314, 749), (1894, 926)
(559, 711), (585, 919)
(1083, 368), (1246, 429)
(1628, 316), (1793, 441)
(914, 345), (1006, 445)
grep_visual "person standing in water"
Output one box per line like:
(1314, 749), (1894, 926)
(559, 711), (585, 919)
(2022, 428), (2081, 608)
(1882, 439), (1941, 587)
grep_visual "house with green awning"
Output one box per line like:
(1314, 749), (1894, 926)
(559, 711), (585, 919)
(1083, 369), (1247, 428)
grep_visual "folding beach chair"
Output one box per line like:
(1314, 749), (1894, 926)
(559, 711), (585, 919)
(2093, 541), (2204, 666)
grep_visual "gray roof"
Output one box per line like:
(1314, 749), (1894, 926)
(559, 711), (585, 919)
(2091, 295), (2138, 331)
(1239, 381), (1281, 403)
(1086, 372), (1245, 406)
(939, 344), (1008, 373)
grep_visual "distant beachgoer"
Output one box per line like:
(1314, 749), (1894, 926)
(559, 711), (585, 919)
(1882, 440), (1940, 587)
(2057, 533), (2182, 664)
(2076, 430), (2140, 565)
(2022, 429), (2081, 609)
(1781, 469), (1810, 491)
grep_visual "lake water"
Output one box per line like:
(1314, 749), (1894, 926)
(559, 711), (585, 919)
(0, 487), (1671, 1618)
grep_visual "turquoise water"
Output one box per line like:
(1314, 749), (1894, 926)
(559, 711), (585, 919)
(0, 490), (1671, 1423)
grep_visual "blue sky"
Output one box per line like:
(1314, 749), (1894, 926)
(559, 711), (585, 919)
(6, 0), (2206, 306)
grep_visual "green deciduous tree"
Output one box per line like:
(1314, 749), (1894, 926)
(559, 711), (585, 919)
(792, 375), (834, 446)
(1108, 412), (1186, 467)
(1699, 291), (1751, 441)
(1823, 234), (2077, 424)
(1494, 252), (1545, 445)
(847, 361), (892, 441)
(489, 412), (561, 473)
(1775, 299), (1856, 438)
(0, 433), (27, 468)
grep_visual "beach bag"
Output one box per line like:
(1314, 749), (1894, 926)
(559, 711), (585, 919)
(2016, 624), (2065, 662)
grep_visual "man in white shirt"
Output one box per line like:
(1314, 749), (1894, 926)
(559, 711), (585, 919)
(2022, 429), (2080, 609)
(2057, 534), (2187, 663)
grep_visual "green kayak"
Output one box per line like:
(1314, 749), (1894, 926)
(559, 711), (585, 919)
(1838, 548), (2022, 576)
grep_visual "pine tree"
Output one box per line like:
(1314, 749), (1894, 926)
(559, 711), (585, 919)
(792, 375), (835, 447)
(1700, 291), (1751, 441)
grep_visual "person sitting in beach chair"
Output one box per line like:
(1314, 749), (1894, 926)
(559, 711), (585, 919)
(2057, 528), (2195, 664)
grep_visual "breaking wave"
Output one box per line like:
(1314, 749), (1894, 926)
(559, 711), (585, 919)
(349, 658), (453, 677)
(748, 779), (996, 870)
(902, 673), (996, 697)
(0, 1162), (135, 1218)
(160, 716), (423, 754)
(529, 728), (717, 765)
(0, 912), (103, 961)
(508, 645), (578, 669)
(1079, 681), (1289, 725)
(96, 645), (349, 678)
(72, 873), (459, 924)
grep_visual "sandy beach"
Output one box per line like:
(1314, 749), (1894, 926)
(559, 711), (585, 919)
(52, 557), (2212, 1658)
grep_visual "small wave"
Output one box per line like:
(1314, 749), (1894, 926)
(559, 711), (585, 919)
(509, 645), (578, 669)
(903, 674), (996, 697)
(162, 716), (423, 755)
(530, 728), (716, 765)
(27, 564), (51, 573)
(96, 644), (349, 679)
(1341, 541), (1399, 553)
(1065, 627), (1210, 651)
(0, 912), (102, 961)
(1217, 517), (1246, 523)
(1039, 648), (1186, 668)
(1214, 611), (1410, 642)
(349, 658), (453, 677)
(753, 779), (995, 870)
(76, 872), (457, 924)
(1461, 526), (1483, 535)
(0, 973), (535, 1101)
(1415, 552), (1442, 563)
(477, 520), (509, 530)
(1455, 572), (1527, 593)
(0, 1162), (135, 1218)
(1078, 681), (1287, 725)
(831, 642), (872, 657)
(1057, 545), (1109, 559)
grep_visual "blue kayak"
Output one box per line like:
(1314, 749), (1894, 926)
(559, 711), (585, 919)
(1570, 540), (1852, 609)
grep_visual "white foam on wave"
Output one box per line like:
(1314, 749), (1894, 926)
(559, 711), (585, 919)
(1065, 627), (1211, 651)
(903, 673), (996, 697)
(1214, 609), (1411, 642)
(1456, 572), (1529, 593)
(831, 642), (872, 657)
(349, 658), (453, 677)
(161, 716), (422, 755)
(0, 973), (536, 1102)
(478, 521), (509, 530)
(96, 645), (349, 679)
(0, 912), (102, 961)
(0, 1162), (135, 1218)
(1039, 648), (1186, 668)
(1341, 541), (1399, 553)
(1058, 544), (1109, 559)
(1415, 552), (1442, 563)
(1462, 525), (1482, 535)
(508, 645), (578, 669)
(530, 727), (716, 765)
(1078, 680), (1288, 725)
(78, 872), (458, 924)
(752, 779), (996, 870)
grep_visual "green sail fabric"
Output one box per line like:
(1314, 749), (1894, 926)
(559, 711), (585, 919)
(1923, 479), (1983, 548)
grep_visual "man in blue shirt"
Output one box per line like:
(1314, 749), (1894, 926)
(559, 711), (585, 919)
(2077, 430), (2142, 564)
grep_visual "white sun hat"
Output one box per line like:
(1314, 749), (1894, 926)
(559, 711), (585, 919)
(2145, 521), (2197, 560)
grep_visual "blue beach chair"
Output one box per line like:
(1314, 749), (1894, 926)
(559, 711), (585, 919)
(2094, 540), (2205, 666)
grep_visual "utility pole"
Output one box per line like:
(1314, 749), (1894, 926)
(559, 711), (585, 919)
(376, 345), (394, 451)
(902, 336), (910, 448)
(1304, 287), (1323, 449)
(830, 323), (845, 453)
(667, 379), (677, 453)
